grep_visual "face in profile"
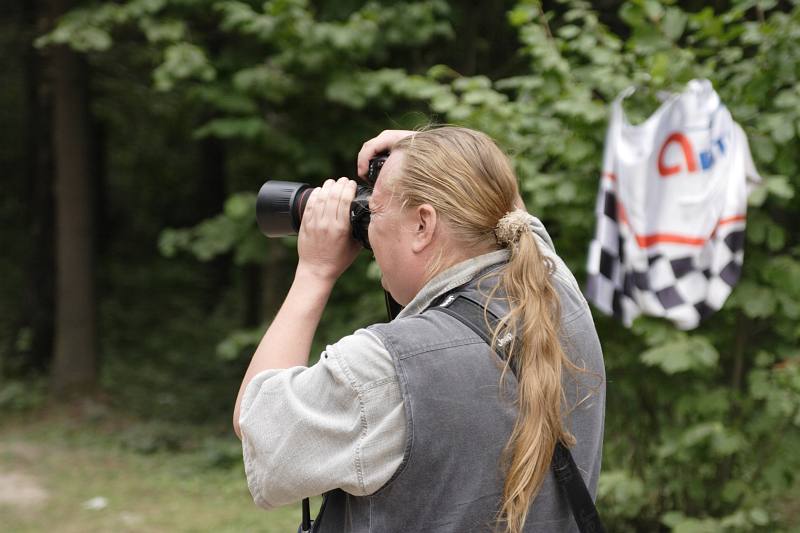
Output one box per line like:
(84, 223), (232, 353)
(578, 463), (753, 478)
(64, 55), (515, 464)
(367, 152), (421, 306)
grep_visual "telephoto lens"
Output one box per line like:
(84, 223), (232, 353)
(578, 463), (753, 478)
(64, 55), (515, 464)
(255, 181), (313, 237)
(255, 152), (388, 249)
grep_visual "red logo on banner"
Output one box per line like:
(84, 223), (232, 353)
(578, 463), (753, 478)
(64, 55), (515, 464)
(658, 133), (698, 177)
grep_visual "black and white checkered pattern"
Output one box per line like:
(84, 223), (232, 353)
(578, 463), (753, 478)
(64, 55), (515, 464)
(585, 183), (745, 330)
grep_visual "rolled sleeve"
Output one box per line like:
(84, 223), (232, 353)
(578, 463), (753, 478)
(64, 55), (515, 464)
(238, 330), (405, 509)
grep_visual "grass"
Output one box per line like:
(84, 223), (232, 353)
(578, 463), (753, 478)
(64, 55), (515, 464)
(0, 402), (321, 532)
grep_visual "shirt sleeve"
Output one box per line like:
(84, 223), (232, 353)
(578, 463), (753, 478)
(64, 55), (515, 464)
(239, 329), (405, 509)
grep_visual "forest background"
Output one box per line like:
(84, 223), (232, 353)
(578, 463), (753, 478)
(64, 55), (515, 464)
(1, 0), (799, 531)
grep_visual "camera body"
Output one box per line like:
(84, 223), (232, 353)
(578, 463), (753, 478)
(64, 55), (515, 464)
(256, 153), (388, 250)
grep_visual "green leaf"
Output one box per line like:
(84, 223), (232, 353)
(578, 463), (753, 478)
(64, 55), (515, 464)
(232, 65), (293, 101)
(558, 24), (581, 39)
(732, 281), (777, 318)
(763, 114), (796, 144)
(662, 8), (688, 41)
(325, 77), (367, 108)
(748, 184), (767, 206)
(640, 337), (719, 374)
(216, 329), (263, 361)
(452, 75), (492, 92)
(749, 508), (769, 526)
(153, 43), (216, 91)
(765, 175), (794, 200)
(722, 479), (748, 503)
(72, 26), (113, 51)
(643, 0), (665, 22)
(597, 470), (647, 518)
(193, 117), (266, 140)
(431, 91), (458, 113)
(140, 17), (186, 42)
(158, 228), (191, 258)
(426, 64), (458, 81)
(774, 89), (800, 110)
(224, 193), (256, 220)
(766, 224), (785, 251)
(619, 3), (645, 28)
(191, 85), (258, 114)
(507, 5), (535, 27)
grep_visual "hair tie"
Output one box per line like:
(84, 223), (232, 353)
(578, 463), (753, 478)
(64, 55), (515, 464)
(494, 210), (530, 247)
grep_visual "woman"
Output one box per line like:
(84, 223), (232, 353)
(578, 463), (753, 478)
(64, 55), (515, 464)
(233, 127), (605, 532)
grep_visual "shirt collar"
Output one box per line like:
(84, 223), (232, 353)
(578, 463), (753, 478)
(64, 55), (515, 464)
(397, 249), (510, 318)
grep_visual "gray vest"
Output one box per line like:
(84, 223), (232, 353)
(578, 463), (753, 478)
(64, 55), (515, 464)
(316, 271), (605, 533)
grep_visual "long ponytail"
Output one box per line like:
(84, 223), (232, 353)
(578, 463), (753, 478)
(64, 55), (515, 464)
(488, 226), (575, 533)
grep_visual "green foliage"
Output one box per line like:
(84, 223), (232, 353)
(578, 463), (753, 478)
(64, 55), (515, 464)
(216, 327), (264, 361)
(640, 335), (719, 374)
(0, 379), (46, 412)
(153, 42), (216, 91)
(597, 469), (647, 518)
(37, 0), (800, 530)
(159, 193), (264, 264)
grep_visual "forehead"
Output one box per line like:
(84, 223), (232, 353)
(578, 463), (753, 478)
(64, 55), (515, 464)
(372, 151), (404, 204)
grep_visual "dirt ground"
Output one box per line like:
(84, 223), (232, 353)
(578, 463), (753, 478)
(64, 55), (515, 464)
(0, 471), (49, 508)
(0, 441), (49, 509)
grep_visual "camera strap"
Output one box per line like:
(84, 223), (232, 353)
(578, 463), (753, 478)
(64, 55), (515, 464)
(431, 293), (606, 533)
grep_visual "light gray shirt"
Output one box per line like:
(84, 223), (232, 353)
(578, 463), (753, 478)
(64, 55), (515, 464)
(239, 215), (585, 509)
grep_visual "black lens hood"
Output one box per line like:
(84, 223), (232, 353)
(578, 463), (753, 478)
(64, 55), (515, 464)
(256, 181), (312, 237)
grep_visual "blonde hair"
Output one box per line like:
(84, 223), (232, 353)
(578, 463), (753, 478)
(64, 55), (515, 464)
(392, 126), (575, 533)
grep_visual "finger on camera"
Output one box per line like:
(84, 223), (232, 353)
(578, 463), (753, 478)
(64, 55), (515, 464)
(357, 138), (385, 177)
(357, 130), (411, 177)
(300, 187), (321, 232)
(304, 187), (321, 217)
(332, 177), (352, 223)
(334, 178), (355, 222)
(319, 179), (339, 221)
(321, 178), (335, 195)
(357, 139), (389, 177)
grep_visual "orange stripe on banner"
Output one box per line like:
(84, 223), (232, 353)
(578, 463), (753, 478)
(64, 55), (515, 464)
(635, 233), (707, 247)
(602, 172), (616, 182)
(615, 201), (745, 249)
(717, 215), (746, 227)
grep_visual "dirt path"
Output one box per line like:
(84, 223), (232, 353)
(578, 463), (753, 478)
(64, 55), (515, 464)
(0, 471), (49, 507)
(0, 442), (49, 508)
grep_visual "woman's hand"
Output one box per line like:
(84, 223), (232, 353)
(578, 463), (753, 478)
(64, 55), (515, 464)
(297, 177), (361, 283)
(357, 129), (415, 179)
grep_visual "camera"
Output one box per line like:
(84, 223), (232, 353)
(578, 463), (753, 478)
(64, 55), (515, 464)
(256, 153), (388, 250)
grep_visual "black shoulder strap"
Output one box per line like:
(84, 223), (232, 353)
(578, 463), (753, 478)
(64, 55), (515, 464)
(430, 294), (606, 533)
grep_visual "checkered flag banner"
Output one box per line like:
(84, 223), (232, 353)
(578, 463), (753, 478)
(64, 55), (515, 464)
(585, 80), (761, 330)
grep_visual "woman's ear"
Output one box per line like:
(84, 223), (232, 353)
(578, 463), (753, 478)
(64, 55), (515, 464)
(411, 203), (437, 253)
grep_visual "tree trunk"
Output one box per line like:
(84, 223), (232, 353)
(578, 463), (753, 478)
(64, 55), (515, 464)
(23, 0), (56, 374)
(49, 0), (97, 394)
